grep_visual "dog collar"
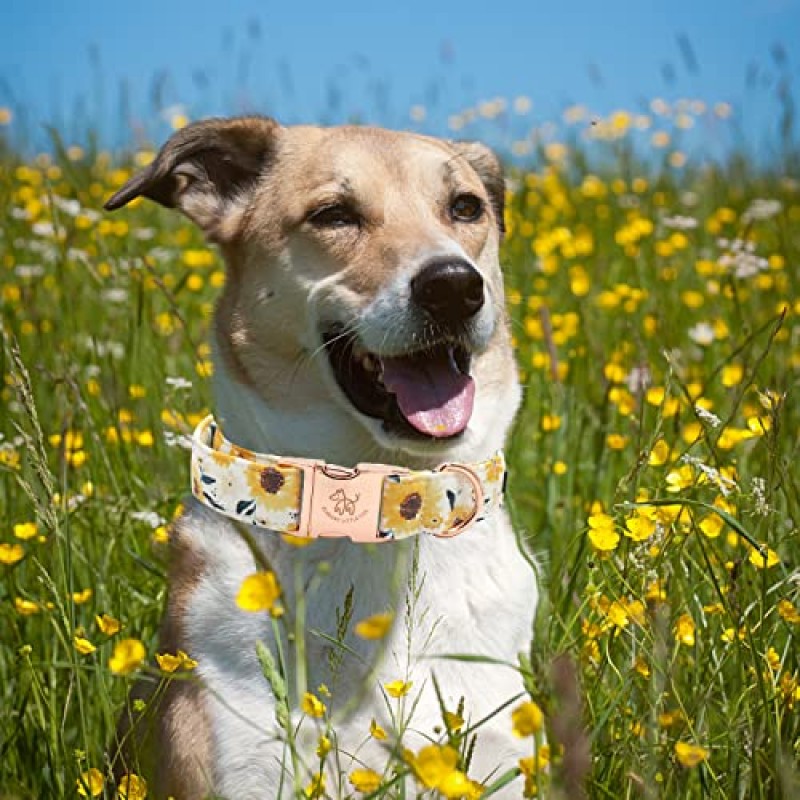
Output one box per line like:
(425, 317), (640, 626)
(190, 415), (506, 543)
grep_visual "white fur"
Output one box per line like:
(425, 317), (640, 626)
(176, 351), (538, 799)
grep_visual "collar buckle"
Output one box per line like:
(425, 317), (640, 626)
(282, 458), (401, 543)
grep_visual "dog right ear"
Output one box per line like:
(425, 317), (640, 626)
(104, 116), (280, 239)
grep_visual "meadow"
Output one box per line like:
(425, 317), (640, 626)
(0, 95), (798, 799)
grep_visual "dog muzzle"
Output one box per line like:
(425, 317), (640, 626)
(190, 415), (506, 542)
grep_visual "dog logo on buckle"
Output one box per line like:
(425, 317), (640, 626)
(328, 488), (360, 517)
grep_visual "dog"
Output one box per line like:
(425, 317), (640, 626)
(106, 117), (538, 798)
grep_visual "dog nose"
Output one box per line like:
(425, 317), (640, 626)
(411, 259), (485, 322)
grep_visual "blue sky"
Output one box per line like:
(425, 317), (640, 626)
(1, 0), (799, 151)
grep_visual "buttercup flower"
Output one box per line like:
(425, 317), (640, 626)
(236, 571), (281, 613)
(511, 700), (544, 737)
(76, 767), (104, 797)
(109, 639), (146, 676)
(675, 741), (709, 767)
(384, 679), (413, 698)
(354, 611), (394, 640)
(349, 768), (382, 793)
(301, 691), (326, 718)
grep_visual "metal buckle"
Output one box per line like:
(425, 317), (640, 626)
(280, 458), (401, 543)
(432, 463), (484, 538)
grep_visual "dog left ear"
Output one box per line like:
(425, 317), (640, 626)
(450, 141), (506, 235)
(104, 116), (281, 240)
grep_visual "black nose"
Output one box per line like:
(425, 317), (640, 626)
(411, 259), (485, 322)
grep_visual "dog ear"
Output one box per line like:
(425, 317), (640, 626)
(104, 116), (280, 238)
(450, 141), (506, 235)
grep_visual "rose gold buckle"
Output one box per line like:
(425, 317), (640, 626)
(432, 463), (484, 539)
(281, 458), (401, 543)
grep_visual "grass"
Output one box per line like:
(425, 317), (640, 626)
(0, 98), (798, 799)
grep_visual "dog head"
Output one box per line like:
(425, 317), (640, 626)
(107, 117), (519, 465)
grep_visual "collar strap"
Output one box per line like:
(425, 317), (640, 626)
(190, 415), (506, 543)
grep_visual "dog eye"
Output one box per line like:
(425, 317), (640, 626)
(450, 193), (484, 222)
(307, 204), (361, 228)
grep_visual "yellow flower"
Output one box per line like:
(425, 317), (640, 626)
(511, 700), (544, 737)
(540, 414), (562, 432)
(155, 652), (182, 673)
(552, 460), (568, 475)
(109, 638), (146, 676)
(74, 636), (97, 655)
(674, 741), (709, 768)
(117, 773), (147, 800)
(587, 513), (620, 552)
(316, 734), (331, 758)
(444, 710), (465, 733)
(624, 514), (656, 542)
(236, 572), (281, 613)
(72, 588), (93, 604)
(14, 597), (40, 616)
(748, 545), (780, 569)
(384, 679), (413, 698)
(370, 718), (387, 740)
(156, 650), (197, 673)
(766, 647), (781, 671)
(76, 767), (104, 797)
(301, 692), (326, 718)
(606, 433), (628, 450)
(349, 768), (382, 793)
(96, 613), (122, 636)
(777, 600), (800, 624)
(674, 613), (696, 647)
(354, 611), (394, 640)
(439, 770), (481, 799)
(410, 744), (460, 789)
(0, 542), (25, 565)
(304, 772), (325, 798)
(152, 525), (170, 544)
(648, 439), (671, 466)
(721, 364), (744, 387)
(698, 514), (724, 539)
(13, 522), (38, 540)
(717, 427), (754, 449)
(665, 464), (694, 492)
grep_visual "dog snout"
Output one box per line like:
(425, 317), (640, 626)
(411, 259), (485, 323)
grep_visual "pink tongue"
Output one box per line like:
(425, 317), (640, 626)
(381, 350), (475, 437)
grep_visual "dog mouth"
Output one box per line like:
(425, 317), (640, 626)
(322, 325), (475, 439)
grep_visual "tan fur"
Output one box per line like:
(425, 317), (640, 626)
(113, 527), (213, 799)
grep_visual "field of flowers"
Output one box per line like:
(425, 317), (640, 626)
(0, 97), (798, 799)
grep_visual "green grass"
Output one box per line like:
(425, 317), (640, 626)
(0, 106), (798, 799)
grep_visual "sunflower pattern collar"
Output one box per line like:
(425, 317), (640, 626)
(190, 416), (506, 543)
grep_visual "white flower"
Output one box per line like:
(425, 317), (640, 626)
(741, 198), (782, 224)
(688, 322), (714, 346)
(165, 376), (193, 390)
(32, 222), (56, 237)
(164, 431), (192, 449)
(625, 365), (651, 393)
(14, 264), (45, 279)
(131, 511), (166, 528)
(751, 477), (771, 516)
(662, 214), (698, 230)
(695, 405), (721, 428)
(101, 288), (129, 304)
